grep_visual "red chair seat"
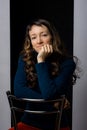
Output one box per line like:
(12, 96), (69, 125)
(8, 122), (70, 130)
(60, 127), (70, 130)
(8, 122), (41, 130)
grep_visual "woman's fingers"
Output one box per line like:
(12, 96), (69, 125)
(64, 99), (70, 109)
(43, 44), (53, 53)
(37, 44), (53, 62)
(53, 98), (71, 110)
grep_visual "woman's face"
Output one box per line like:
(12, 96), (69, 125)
(29, 25), (52, 53)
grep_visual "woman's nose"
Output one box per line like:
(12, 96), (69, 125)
(37, 36), (42, 43)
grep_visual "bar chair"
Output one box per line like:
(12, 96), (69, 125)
(6, 90), (65, 130)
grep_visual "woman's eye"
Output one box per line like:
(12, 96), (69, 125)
(42, 34), (48, 36)
(31, 37), (36, 40)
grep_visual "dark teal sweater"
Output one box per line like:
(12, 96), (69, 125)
(14, 55), (76, 130)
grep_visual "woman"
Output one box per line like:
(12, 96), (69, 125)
(10, 19), (78, 130)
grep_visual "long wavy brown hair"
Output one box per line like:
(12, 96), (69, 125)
(20, 19), (78, 88)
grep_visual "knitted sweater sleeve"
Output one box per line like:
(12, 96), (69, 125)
(35, 59), (76, 99)
(14, 56), (42, 99)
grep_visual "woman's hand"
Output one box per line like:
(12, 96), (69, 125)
(37, 44), (53, 63)
(54, 98), (70, 110)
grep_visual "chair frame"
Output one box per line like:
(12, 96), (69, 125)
(6, 90), (65, 130)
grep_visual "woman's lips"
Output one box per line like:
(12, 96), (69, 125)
(37, 45), (43, 48)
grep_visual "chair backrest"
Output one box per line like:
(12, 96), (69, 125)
(6, 90), (65, 130)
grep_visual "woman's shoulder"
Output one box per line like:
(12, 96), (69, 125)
(17, 54), (25, 64)
(61, 57), (76, 68)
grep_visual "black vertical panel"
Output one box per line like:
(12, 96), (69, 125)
(10, 0), (73, 128)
